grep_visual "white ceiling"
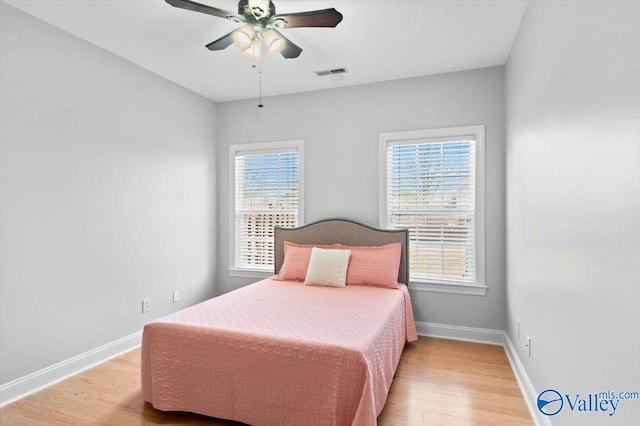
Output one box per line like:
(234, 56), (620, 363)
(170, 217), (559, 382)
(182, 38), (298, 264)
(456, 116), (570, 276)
(5, 0), (529, 103)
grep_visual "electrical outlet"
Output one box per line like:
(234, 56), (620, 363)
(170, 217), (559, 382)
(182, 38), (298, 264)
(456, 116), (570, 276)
(173, 290), (180, 303)
(526, 335), (531, 358)
(142, 298), (150, 313)
(516, 319), (520, 338)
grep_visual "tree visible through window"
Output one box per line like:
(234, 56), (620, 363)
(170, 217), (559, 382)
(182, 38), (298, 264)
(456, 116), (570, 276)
(380, 126), (484, 287)
(231, 141), (303, 272)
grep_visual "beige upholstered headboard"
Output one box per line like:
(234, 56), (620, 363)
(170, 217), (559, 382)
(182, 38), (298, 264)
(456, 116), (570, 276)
(274, 219), (409, 284)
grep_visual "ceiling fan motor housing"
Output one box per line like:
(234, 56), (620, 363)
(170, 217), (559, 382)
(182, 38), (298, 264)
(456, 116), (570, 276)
(238, 0), (276, 20)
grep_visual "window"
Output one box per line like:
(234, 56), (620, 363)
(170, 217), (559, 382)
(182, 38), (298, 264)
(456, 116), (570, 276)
(229, 140), (304, 275)
(379, 126), (486, 295)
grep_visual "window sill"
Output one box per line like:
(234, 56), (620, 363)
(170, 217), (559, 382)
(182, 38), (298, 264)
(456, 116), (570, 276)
(228, 268), (274, 279)
(408, 281), (487, 296)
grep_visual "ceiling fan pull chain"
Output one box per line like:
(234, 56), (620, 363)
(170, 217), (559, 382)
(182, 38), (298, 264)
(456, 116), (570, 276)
(258, 61), (264, 108)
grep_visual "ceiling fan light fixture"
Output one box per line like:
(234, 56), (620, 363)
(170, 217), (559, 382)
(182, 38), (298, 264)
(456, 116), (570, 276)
(232, 24), (254, 50)
(243, 39), (262, 59)
(263, 29), (285, 54)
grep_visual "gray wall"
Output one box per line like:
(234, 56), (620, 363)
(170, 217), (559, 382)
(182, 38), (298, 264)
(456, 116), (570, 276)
(505, 1), (640, 425)
(0, 4), (217, 384)
(217, 67), (506, 330)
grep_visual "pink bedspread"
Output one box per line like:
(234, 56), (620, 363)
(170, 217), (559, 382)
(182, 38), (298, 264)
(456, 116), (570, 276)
(141, 278), (417, 426)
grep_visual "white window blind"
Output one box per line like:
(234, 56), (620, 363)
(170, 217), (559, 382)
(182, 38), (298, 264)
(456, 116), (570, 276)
(383, 131), (481, 285)
(232, 144), (302, 271)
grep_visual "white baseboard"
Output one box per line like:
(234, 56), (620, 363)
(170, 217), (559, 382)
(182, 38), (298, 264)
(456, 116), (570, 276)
(415, 321), (506, 345)
(0, 331), (142, 408)
(503, 334), (551, 426)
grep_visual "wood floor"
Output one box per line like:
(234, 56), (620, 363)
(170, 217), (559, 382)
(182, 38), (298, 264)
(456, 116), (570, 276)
(0, 337), (533, 425)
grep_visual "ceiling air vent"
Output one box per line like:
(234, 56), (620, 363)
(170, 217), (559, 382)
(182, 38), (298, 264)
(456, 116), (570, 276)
(314, 67), (348, 77)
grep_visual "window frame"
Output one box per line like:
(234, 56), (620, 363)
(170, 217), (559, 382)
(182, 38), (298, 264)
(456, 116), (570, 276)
(228, 140), (305, 277)
(379, 125), (486, 296)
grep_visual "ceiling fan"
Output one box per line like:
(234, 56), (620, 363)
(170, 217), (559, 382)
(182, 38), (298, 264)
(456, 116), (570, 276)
(165, 0), (343, 59)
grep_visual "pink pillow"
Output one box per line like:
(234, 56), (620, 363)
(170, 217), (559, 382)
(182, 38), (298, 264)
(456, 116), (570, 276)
(275, 241), (341, 282)
(342, 243), (402, 288)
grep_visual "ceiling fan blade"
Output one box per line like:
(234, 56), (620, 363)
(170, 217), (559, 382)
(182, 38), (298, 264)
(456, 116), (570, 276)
(205, 30), (237, 51)
(272, 30), (302, 59)
(165, 0), (245, 23)
(270, 8), (343, 28)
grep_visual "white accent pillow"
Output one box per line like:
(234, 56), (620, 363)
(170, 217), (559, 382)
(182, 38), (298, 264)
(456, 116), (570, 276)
(304, 247), (352, 288)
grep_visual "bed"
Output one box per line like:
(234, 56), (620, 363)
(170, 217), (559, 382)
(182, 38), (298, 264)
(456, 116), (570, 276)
(141, 219), (418, 426)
